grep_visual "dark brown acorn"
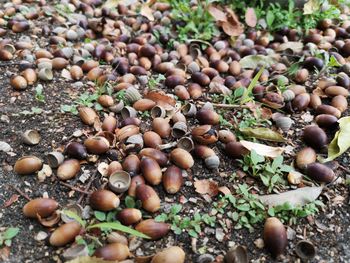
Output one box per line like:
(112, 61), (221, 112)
(315, 114), (338, 129)
(264, 217), (287, 258)
(305, 162), (335, 183)
(65, 142), (88, 160)
(93, 243), (130, 261)
(225, 142), (249, 159)
(302, 125), (327, 150)
(89, 189), (120, 211)
(122, 154), (141, 175)
(117, 208), (142, 225)
(136, 184), (160, 213)
(196, 109), (220, 125)
(128, 175), (145, 197)
(140, 156), (162, 185)
(162, 165), (183, 194)
(139, 148), (168, 166)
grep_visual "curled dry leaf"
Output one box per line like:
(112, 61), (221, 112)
(239, 55), (277, 69)
(277, 42), (304, 53)
(208, 5), (227, 22)
(221, 7), (244, 37)
(240, 140), (284, 158)
(194, 179), (219, 197)
(258, 186), (323, 207)
(245, 8), (257, 27)
(145, 90), (176, 109)
(140, 4), (154, 21)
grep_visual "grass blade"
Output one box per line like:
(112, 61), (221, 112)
(241, 66), (265, 105)
(87, 222), (150, 239)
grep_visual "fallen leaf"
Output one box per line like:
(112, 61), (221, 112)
(145, 90), (176, 109)
(2, 194), (19, 208)
(194, 180), (219, 197)
(304, 0), (320, 14)
(0, 247), (10, 261)
(245, 8), (257, 27)
(218, 186), (231, 195)
(221, 7), (244, 37)
(239, 55), (277, 69)
(276, 42), (304, 53)
(240, 140), (285, 158)
(0, 141), (12, 152)
(208, 5), (227, 22)
(140, 4), (154, 21)
(325, 116), (350, 161)
(239, 127), (286, 142)
(258, 186), (323, 207)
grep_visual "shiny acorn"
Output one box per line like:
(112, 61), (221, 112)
(264, 217), (287, 258)
(135, 219), (170, 240)
(151, 246), (186, 263)
(305, 162), (335, 183)
(225, 142), (249, 159)
(122, 154), (141, 175)
(23, 198), (58, 218)
(302, 125), (328, 150)
(139, 148), (168, 166)
(136, 184), (160, 213)
(14, 156), (43, 175)
(141, 156), (162, 185)
(170, 148), (194, 169)
(152, 118), (171, 139)
(78, 107), (98, 126)
(89, 189), (120, 211)
(117, 208), (142, 225)
(57, 159), (81, 180)
(93, 243), (130, 261)
(162, 165), (183, 194)
(65, 142), (87, 160)
(49, 222), (81, 247)
(84, 136), (110, 155)
(128, 175), (146, 197)
(143, 131), (162, 148)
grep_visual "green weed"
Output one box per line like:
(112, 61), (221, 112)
(0, 227), (19, 247)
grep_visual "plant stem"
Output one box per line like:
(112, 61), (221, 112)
(9, 185), (31, 201)
(197, 101), (249, 109)
(59, 181), (91, 194)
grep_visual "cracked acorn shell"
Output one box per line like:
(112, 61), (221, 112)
(93, 243), (130, 261)
(136, 184), (160, 213)
(14, 156), (43, 175)
(191, 125), (218, 145)
(151, 246), (186, 263)
(264, 217), (287, 258)
(117, 208), (142, 225)
(89, 189), (120, 211)
(57, 159), (81, 180)
(305, 162), (335, 183)
(141, 156), (162, 185)
(49, 221), (81, 247)
(170, 148), (194, 169)
(135, 219), (170, 240)
(23, 198), (58, 218)
(162, 165), (183, 194)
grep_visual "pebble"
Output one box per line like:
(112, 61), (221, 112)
(35, 231), (48, 241)
(254, 238), (264, 249)
(215, 228), (225, 242)
(71, 81), (84, 88)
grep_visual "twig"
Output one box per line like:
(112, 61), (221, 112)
(59, 181), (91, 194)
(339, 165), (350, 174)
(78, 173), (96, 204)
(197, 101), (249, 109)
(9, 185), (31, 201)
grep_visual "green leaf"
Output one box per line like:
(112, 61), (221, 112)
(241, 66), (265, 104)
(236, 203), (251, 211)
(87, 222), (150, 239)
(260, 174), (270, 186)
(3, 228), (20, 240)
(234, 86), (245, 98)
(251, 150), (265, 165)
(272, 155), (283, 170)
(266, 10), (275, 27)
(171, 204), (182, 215)
(155, 214), (168, 222)
(61, 210), (86, 227)
(239, 127), (286, 142)
(188, 229), (198, 238)
(125, 196), (135, 208)
(325, 117), (350, 161)
(4, 239), (12, 247)
(94, 211), (106, 221)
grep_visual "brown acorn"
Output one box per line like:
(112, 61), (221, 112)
(14, 156), (43, 175)
(225, 142), (249, 159)
(191, 72), (210, 86)
(133, 99), (156, 112)
(305, 162), (335, 183)
(21, 68), (37, 85)
(139, 148), (168, 166)
(136, 184), (160, 213)
(315, 114), (338, 128)
(98, 95), (114, 108)
(162, 165), (183, 194)
(143, 131), (162, 149)
(128, 175), (146, 197)
(188, 83), (203, 99)
(141, 156), (162, 185)
(117, 208), (142, 225)
(52, 57), (69, 70)
(23, 198), (58, 218)
(196, 109), (220, 125)
(101, 116), (118, 132)
(218, 130), (236, 143)
(165, 75), (185, 89)
(49, 221), (81, 247)
(170, 148), (194, 169)
(57, 159), (81, 180)
(292, 93), (310, 112)
(174, 85), (190, 100)
(152, 118), (171, 138)
(309, 94), (322, 109)
(89, 189), (120, 211)
(151, 246), (186, 263)
(10, 75), (27, 90)
(331, 95), (348, 113)
(325, 85), (349, 97)
(122, 154), (141, 175)
(78, 107), (98, 126)
(191, 125), (218, 145)
(84, 136), (110, 155)
(135, 219), (170, 240)
(316, 105), (341, 118)
(295, 147), (317, 170)
(65, 142), (87, 160)
(264, 217), (287, 258)
(302, 125), (327, 150)
(93, 243), (130, 261)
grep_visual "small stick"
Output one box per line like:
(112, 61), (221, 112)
(197, 101), (250, 109)
(78, 173), (96, 204)
(339, 165), (350, 174)
(9, 185), (31, 201)
(59, 181), (91, 194)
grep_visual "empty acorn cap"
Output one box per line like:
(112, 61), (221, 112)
(295, 240), (316, 260)
(21, 130), (41, 145)
(151, 105), (166, 118)
(109, 171), (131, 193)
(61, 204), (84, 223)
(38, 68), (53, 81)
(47, 151), (64, 168)
(177, 137), (194, 152)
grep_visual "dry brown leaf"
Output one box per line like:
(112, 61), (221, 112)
(240, 140), (285, 158)
(140, 4), (154, 21)
(2, 194), (19, 208)
(245, 8), (257, 27)
(194, 179), (219, 197)
(0, 247), (10, 261)
(145, 90), (176, 109)
(221, 7), (244, 37)
(208, 5), (227, 22)
(218, 186), (231, 195)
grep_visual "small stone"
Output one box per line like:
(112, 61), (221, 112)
(215, 228), (225, 242)
(254, 238), (264, 249)
(35, 231), (48, 241)
(287, 227), (296, 240)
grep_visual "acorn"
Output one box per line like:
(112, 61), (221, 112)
(303, 57), (324, 71)
(325, 86), (349, 97)
(331, 95), (348, 113)
(196, 109), (220, 125)
(84, 136), (110, 155)
(133, 99), (156, 111)
(165, 75), (185, 89)
(93, 243), (130, 261)
(21, 68), (37, 85)
(188, 83), (203, 99)
(302, 125), (327, 150)
(143, 131), (162, 148)
(116, 125), (140, 142)
(107, 161), (123, 176)
(136, 184), (160, 213)
(191, 72), (210, 86)
(316, 105), (341, 118)
(162, 165), (183, 194)
(10, 75), (27, 90)
(135, 219), (170, 240)
(140, 148), (168, 166)
(170, 148), (194, 169)
(305, 162), (335, 183)
(23, 198), (58, 218)
(78, 107), (98, 126)
(122, 154), (141, 175)
(174, 85), (190, 100)
(151, 246), (185, 263)
(152, 118), (171, 138)
(292, 93), (310, 112)
(57, 159), (81, 180)
(89, 189), (120, 211)
(294, 68), (309, 83)
(191, 125), (218, 145)
(128, 175), (146, 197)
(295, 147), (317, 170)
(49, 222), (81, 247)
(309, 94), (322, 109)
(14, 156), (43, 175)
(117, 208), (142, 225)
(52, 57), (69, 70)
(225, 142), (249, 159)
(264, 217), (287, 258)
(141, 156), (162, 185)
(65, 142), (88, 160)
(315, 114), (338, 128)
(101, 116), (117, 133)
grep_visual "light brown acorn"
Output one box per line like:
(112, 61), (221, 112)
(117, 208), (142, 225)
(152, 118), (171, 138)
(49, 221), (81, 247)
(141, 156), (162, 185)
(136, 184), (160, 213)
(162, 165), (183, 194)
(93, 243), (130, 261)
(89, 189), (120, 211)
(295, 147), (317, 170)
(57, 159), (81, 180)
(151, 246), (186, 263)
(23, 198), (58, 218)
(264, 217), (287, 258)
(84, 136), (110, 155)
(170, 148), (194, 169)
(135, 219), (170, 240)
(14, 156), (43, 175)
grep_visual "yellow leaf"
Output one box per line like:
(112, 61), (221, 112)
(303, 0), (321, 15)
(325, 116), (350, 161)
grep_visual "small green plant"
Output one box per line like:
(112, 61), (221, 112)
(19, 107), (43, 115)
(235, 108), (272, 130)
(222, 87), (245, 105)
(148, 74), (165, 90)
(61, 91), (104, 115)
(0, 227), (20, 247)
(155, 204), (215, 238)
(34, 85), (45, 103)
(239, 151), (292, 192)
